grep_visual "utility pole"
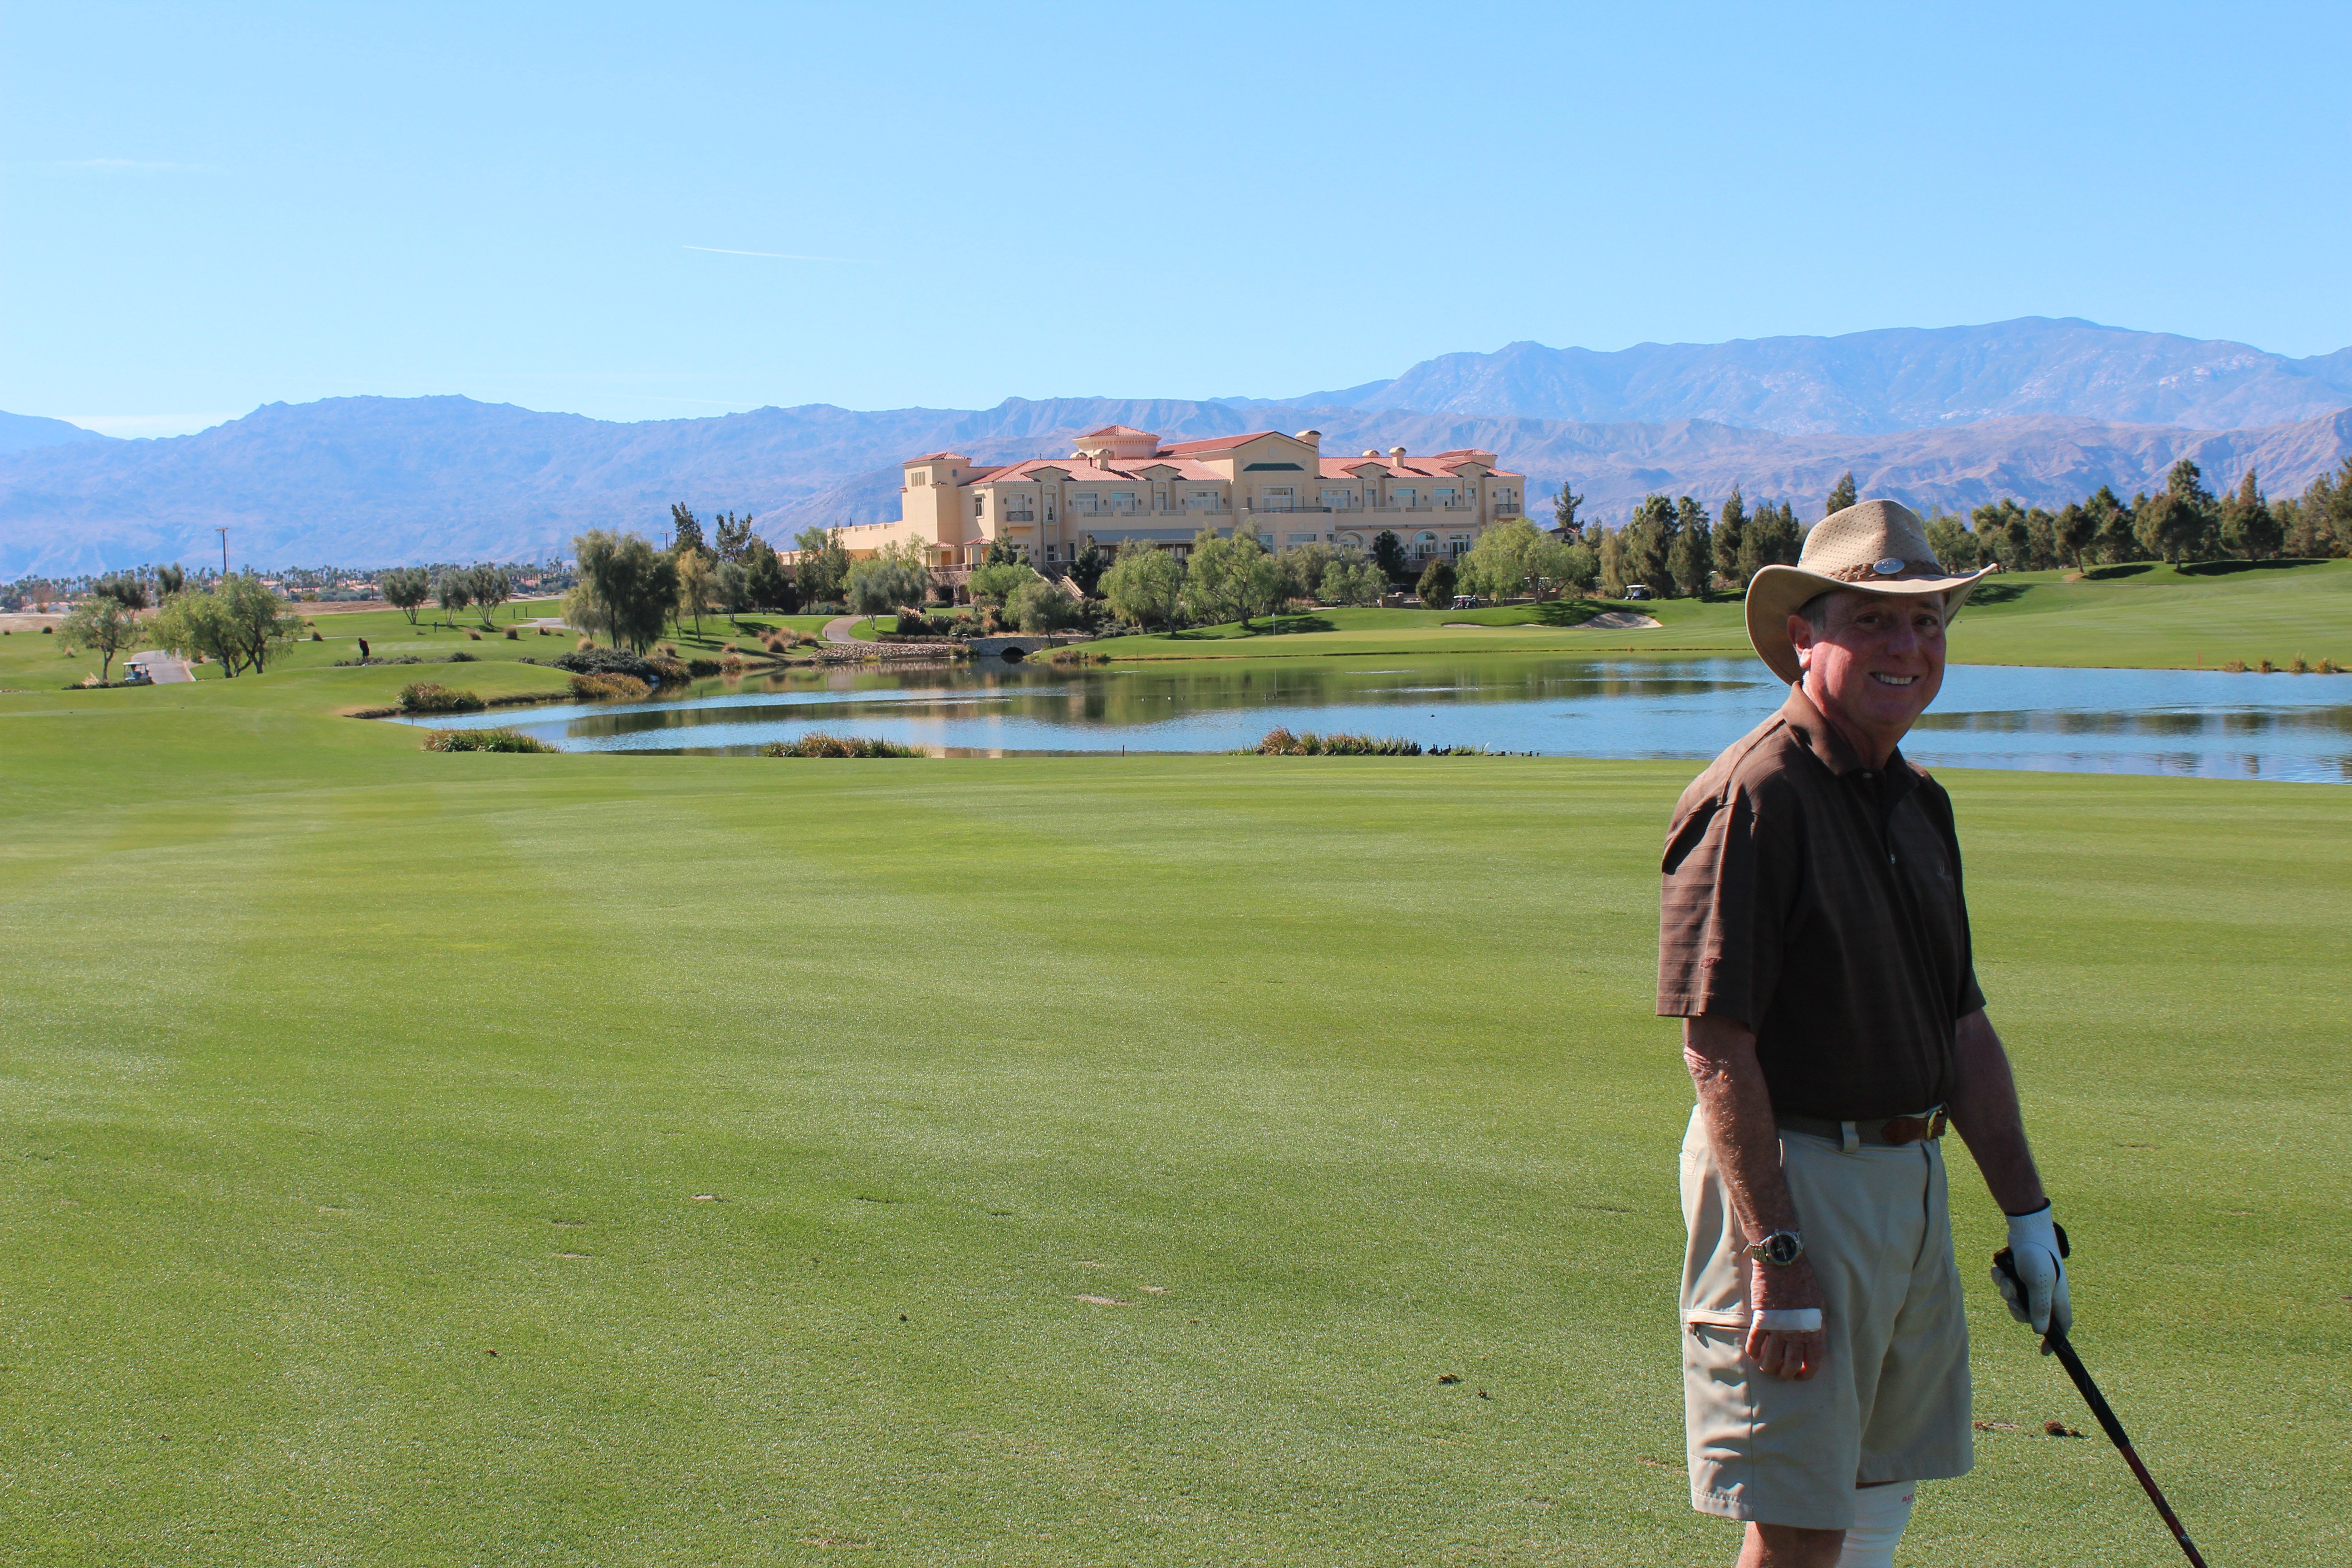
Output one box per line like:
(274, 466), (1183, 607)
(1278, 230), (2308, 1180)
(216, 527), (229, 578)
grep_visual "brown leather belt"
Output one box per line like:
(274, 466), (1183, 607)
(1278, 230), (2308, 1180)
(1779, 1110), (1948, 1147)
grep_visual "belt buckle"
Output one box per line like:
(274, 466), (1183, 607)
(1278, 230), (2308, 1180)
(1881, 1109), (1947, 1145)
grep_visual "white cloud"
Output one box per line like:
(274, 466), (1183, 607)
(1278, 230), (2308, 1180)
(63, 413), (237, 438)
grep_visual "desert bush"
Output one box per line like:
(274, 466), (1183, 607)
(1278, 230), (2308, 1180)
(647, 657), (688, 683)
(795, 633), (820, 649)
(2320, 658), (2345, 674)
(2259, 658), (2277, 673)
(1253, 726), (1422, 756)
(567, 671), (651, 701)
(309, 630), (324, 641)
(468, 629), (483, 640)
(447, 650), (477, 662)
(721, 641), (740, 654)
(759, 733), (923, 757)
(1046, 647), (1112, 665)
(2290, 654), (2310, 674)
(505, 627), (519, 640)
(720, 652), (745, 674)
(577, 636), (595, 650)
(2220, 659), (2247, 672)
(400, 681), (485, 714)
(659, 643), (678, 658)
(421, 726), (554, 752)
(686, 657), (723, 677)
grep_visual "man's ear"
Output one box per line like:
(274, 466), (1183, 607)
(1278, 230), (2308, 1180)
(1787, 613), (1815, 671)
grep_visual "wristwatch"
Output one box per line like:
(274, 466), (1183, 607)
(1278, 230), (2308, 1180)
(1742, 1229), (1806, 1266)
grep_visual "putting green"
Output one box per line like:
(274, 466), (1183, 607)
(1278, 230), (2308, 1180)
(0, 668), (2344, 1564)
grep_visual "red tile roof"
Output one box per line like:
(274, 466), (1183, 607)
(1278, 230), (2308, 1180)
(1156, 430), (1291, 456)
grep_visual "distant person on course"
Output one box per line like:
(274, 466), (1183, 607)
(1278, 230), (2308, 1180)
(1656, 500), (2073, 1567)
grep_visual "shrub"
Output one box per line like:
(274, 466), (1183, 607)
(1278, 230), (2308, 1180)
(309, 629), (324, 641)
(468, 629), (483, 640)
(686, 657), (723, 677)
(421, 726), (554, 752)
(568, 671), (651, 701)
(1253, 726), (1422, 756)
(400, 681), (485, 713)
(659, 642), (678, 657)
(2320, 658), (2345, 674)
(538, 626), (552, 635)
(1046, 647), (1112, 665)
(447, 650), (477, 662)
(505, 627), (520, 640)
(647, 656), (688, 683)
(760, 733), (923, 757)
(2258, 658), (2277, 673)
(720, 652), (745, 674)
(2220, 659), (2247, 672)
(721, 641), (740, 654)
(577, 636), (595, 650)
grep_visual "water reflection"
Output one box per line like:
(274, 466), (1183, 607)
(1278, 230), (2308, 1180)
(385, 657), (2352, 783)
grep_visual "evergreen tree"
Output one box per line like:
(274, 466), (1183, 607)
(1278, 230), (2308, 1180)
(2085, 486), (2139, 564)
(1739, 501), (1801, 582)
(1823, 471), (1857, 517)
(2135, 460), (2218, 566)
(2220, 471), (2283, 559)
(1414, 557), (1457, 608)
(1621, 495), (1677, 595)
(1714, 488), (1748, 585)
(1669, 496), (1714, 598)
(1551, 481), (1585, 538)
(669, 503), (708, 558)
(712, 511), (755, 563)
(1371, 529), (1409, 585)
(2053, 504), (2097, 572)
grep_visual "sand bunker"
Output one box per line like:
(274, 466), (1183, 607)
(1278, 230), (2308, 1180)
(1579, 611), (1663, 630)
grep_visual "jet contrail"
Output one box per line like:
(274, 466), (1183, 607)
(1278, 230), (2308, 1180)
(683, 245), (858, 262)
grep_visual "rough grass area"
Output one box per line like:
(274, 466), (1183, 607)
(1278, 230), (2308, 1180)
(759, 732), (925, 757)
(419, 725), (556, 752)
(0, 668), (2345, 1564)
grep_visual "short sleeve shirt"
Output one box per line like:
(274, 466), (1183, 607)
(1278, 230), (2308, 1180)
(1656, 685), (1986, 1120)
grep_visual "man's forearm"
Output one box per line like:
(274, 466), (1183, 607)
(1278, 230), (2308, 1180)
(1683, 1014), (1798, 1242)
(1946, 1008), (2048, 1214)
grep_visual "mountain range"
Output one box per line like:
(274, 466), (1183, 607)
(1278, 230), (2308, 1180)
(5, 318), (2349, 577)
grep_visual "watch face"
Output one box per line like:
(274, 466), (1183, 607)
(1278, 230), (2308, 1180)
(1755, 1232), (1802, 1266)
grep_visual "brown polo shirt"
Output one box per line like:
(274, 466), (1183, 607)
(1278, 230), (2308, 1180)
(1656, 685), (1985, 1121)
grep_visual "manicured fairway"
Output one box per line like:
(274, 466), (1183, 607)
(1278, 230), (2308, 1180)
(1096, 559), (2352, 669)
(2, 673), (2347, 1565)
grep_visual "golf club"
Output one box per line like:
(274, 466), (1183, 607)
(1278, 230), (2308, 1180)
(1994, 1245), (2211, 1568)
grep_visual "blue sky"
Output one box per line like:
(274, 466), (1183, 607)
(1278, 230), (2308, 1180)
(5, 0), (2347, 435)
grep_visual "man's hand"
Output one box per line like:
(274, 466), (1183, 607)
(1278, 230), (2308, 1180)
(1993, 1204), (2072, 1346)
(1745, 1256), (1827, 1379)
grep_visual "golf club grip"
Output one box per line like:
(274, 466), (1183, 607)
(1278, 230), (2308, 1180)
(2046, 1332), (2210, 1568)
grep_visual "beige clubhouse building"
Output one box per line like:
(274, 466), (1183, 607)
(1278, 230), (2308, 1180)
(828, 426), (1529, 574)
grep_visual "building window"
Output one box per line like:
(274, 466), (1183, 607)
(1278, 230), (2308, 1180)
(1414, 531), (1438, 557)
(974, 495), (985, 517)
(1394, 488), (1419, 509)
(1448, 535), (1470, 558)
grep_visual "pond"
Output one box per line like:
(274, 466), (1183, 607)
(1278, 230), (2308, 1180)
(387, 657), (2352, 782)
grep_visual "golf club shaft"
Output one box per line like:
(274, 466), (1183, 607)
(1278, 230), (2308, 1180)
(2044, 1330), (2210, 1568)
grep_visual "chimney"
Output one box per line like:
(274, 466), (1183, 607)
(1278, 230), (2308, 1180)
(1389, 446), (1406, 467)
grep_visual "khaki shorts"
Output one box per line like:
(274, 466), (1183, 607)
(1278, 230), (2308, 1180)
(1678, 1106), (1972, 1530)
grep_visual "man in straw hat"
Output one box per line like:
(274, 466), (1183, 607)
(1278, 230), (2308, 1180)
(1656, 499), (2073, 1566)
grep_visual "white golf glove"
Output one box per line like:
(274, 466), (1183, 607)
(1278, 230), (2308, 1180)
(1993, 1204), (2071, 1340)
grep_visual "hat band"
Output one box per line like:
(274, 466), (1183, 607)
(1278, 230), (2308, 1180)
(1821, 558), (1949, 584)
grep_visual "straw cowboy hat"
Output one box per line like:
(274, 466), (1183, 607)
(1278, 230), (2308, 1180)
(1745, 498), (1995, 685)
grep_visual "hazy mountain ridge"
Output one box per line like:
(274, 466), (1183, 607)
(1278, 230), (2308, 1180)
(5, 318), (2350, 575)
(6, 393), (2346, 577)
(1281, 318), (2352, 435)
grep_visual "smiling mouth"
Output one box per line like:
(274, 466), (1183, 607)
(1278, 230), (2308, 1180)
(1870, 673), (1918, 687)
